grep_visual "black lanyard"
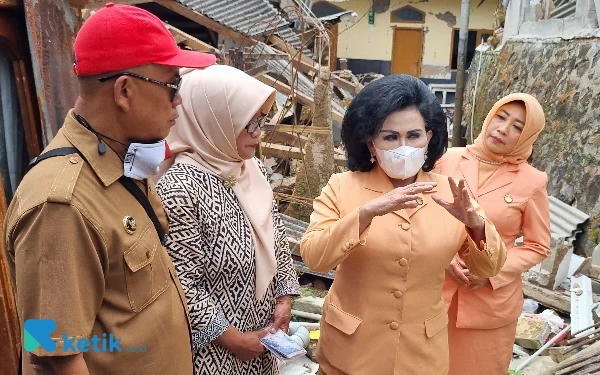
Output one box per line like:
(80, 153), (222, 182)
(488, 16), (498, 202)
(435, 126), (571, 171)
(27, 147), (167, 245)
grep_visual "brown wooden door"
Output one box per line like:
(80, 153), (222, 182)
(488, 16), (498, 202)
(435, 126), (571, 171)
(328, 23), (338, 71)
(391, 27), (423, 76)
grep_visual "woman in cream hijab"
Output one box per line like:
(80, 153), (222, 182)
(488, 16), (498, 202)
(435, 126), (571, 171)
(434, 93), (551, 375)
(156, 65), (300, 375)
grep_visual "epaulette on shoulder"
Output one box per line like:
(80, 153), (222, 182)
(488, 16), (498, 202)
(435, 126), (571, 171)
(46, 153), (84, 204)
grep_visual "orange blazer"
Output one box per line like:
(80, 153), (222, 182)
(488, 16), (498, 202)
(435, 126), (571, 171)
(300, 165), (507, 375)
(434, 147), (551, 329)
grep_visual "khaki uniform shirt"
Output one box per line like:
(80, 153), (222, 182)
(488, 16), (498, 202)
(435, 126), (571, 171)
(5, 111), (193, 375)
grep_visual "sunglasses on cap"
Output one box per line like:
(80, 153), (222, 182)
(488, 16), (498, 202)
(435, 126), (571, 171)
(98, 72), (182, 102)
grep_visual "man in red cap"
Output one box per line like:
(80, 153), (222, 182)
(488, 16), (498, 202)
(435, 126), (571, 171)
(4, 3), (216, 374)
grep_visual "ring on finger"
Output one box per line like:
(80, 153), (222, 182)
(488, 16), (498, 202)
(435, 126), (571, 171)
(416, 197), (424, 205)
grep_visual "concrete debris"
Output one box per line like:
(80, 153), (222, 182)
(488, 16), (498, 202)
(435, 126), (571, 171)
(292, 296), (325, 315)
(515, 316), (553, 349)
(539, 341), (600, 375)
(545, 346), (573, 363)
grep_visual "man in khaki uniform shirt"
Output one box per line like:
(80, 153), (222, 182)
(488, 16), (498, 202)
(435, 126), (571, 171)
(4, 4), (215, 374)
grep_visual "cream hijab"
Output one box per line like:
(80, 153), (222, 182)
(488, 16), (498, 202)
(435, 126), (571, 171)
(161, 65), (277, 300)
(467, 93), (545, 164)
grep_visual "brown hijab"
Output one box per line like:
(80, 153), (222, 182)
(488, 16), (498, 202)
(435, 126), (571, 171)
(160, 65), (277, 299)
(467, 93), (545, 164)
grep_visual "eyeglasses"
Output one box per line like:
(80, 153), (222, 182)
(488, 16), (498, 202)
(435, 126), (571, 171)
(245, 113), (268, 134)
(98, 72), (182, 102)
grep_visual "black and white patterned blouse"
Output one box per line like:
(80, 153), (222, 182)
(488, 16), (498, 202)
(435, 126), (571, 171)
(156, 160), (301, 375)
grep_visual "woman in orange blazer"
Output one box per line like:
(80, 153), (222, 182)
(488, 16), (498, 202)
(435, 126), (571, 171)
(300, 75), (507, 375)
(434, 93), (551, 375)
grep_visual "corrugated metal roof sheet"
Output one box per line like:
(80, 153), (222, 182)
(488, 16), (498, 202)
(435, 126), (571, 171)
(254, 43), (347, 120)
(178, 0), (286, 35)
(282, 214), (308, 242)
(317, 10), (354, 22)
(281, 214), (336, 279)
(176, 0), (311, 54)
(549, 196), (589, 242)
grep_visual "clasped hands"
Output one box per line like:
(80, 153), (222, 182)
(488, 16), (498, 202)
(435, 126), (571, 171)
(446, 256), (490, 291)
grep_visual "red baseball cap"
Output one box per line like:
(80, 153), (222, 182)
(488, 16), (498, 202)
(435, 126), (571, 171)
(73, 3), (216, 76)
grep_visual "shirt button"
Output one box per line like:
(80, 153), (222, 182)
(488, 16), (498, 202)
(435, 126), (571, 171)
(389, 322), (399, 330)
(399, 258), (408, 266)
(401, 223), (410, 230)
(146, 250), (151, 259)
(69, 156), (79, 164)
(349, 239), (354, 247)
(345, 241), (350, 249)
(393, 290), (403, 298)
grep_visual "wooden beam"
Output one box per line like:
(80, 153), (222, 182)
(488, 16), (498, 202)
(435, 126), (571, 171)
(522, 278), (571, 313)
(261, 143), (346, 167)
(155, 0), (257, 47)
(165, 24), (221, 57)
(262, 131), (306, 149)
(331, 75), (362, 95)
(243, 53), (289, 60)
(257, 74), (344, 123)
(245, 64), (270, 78)
(264, 125), (331, 134)
(268, 35), (319, 76)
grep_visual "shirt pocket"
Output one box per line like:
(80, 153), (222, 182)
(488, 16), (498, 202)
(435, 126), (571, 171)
(424, 308), (449, 338)
(123, 225), (170, 312)
(324, 302), (362, 335)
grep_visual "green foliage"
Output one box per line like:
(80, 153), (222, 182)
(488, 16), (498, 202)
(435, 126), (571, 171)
(301, 287), (316, 298)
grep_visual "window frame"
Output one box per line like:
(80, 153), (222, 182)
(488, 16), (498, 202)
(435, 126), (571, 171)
(390, 5), (426, 24)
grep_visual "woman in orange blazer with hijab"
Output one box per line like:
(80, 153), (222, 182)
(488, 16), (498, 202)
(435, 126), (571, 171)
(300, 75), (507, 375)
(434, 93), (551, 375)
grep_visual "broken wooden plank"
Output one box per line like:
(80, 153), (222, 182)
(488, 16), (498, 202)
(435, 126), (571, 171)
(245, 64), (270, 78)
(165, 24), (220, 57)
(265, 125), (332, 134)
(155, 0), (257, 47)
(257, 74), (344, 123)
(268, 35), (319, 75)
(262, 131), (307, 149)
(261, 143), (346, 167)
(556, 357), (600, 375)
(522, 278), (571, 313)
(243, 53), (289, 60)
(331, 74), (362, 95)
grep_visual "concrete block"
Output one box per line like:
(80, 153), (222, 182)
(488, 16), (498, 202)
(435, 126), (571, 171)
(292, 296), (325, 315)
(546, 346), (573, 363)
(515, 316), (552, 349)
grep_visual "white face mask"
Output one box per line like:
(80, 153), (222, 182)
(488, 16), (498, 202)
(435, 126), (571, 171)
(123, 140), (170, 180)
(374, 145), (427, 180)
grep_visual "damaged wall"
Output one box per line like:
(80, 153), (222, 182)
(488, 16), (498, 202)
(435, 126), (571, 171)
(333, 0), (496, 78)
(463, 38), (600, 254)
(24, 0), (82, 144)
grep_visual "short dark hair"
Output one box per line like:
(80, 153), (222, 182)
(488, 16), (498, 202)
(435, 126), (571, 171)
(341, 74), (448, 172)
